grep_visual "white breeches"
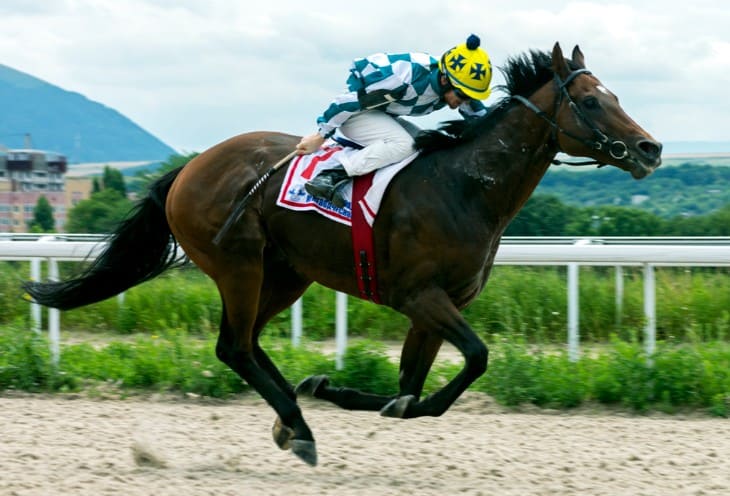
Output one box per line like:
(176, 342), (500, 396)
(338, 110), (419, 176)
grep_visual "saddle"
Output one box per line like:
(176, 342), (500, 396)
(276, 141), (418, 226)
(276, 141), (418, 302)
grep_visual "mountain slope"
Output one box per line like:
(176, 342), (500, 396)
(536, 161), (730, 217)
(0, 64), (176, 163)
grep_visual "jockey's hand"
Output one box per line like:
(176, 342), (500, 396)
(296, 133), (326, 155)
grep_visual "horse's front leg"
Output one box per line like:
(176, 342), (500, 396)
(295, 375), (396, 411)
(381, 286), (488, 419)
(295, 326), (443, 415)
(398, 326), (443, 398)
(376, 326), (443, 417)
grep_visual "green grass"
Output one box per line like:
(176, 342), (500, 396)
(4, 262), (730, 343)
(1, 325), (728, 416)
(3, 260), (730, 416)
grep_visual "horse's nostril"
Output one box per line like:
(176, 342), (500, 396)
(637, 139), (662, 159)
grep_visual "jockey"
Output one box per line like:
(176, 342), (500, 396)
(297, 34), (493, 207)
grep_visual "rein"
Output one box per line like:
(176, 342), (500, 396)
(512, 68), (630, 168)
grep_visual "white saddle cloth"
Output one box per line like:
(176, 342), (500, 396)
(276, 145), (418, 226)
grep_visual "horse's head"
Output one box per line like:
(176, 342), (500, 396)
(549, 43), (662, 178)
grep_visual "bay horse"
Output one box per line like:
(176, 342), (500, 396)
(24, 43), (661, 466)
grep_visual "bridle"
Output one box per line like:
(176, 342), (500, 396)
(512, 68), (630, 167)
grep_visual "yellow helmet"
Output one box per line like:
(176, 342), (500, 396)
(439, 34), (492, 100)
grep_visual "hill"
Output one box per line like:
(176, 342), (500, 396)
(536, 161), (730, 217)
(0, 64), (177, 163)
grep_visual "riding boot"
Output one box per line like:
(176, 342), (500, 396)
(304, 165), (351, 207)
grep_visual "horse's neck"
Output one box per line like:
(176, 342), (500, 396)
(470, 92), (558, 221)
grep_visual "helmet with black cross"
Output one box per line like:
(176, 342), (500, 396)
(439, 34), (492, 100)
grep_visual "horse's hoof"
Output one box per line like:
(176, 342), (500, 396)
(295, 375), (329, 397)
(291, 439), (318, 466)
(380, 395), (416, 418)
(272, 416), (294, 450)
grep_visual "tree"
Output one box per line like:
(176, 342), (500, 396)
(28, 195), (55, 232)
(704, 204), (730, 235)
(666, 203), (730, 235)
(132, 152), (198, 194)
(505, 195), (571, 236)
(102, 166), (126, 196)
(565, 206), (665, 236)
(65, 188), (134, 233)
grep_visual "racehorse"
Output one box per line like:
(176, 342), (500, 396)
(24, 43), (661, 466)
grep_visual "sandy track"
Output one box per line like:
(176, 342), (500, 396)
(1, 393), (729, 496)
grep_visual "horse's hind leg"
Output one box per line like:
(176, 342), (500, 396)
(215, 262), (317, 466)
(248, 258), (314, 451)
(250, 256), (312, 400)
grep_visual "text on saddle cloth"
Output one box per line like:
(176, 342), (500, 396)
(276, 145), (419, 226)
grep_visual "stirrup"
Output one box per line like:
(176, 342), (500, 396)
(328, 181), (349, 208)
(305, 167), (350, 206)
(304, 178), (350, 207)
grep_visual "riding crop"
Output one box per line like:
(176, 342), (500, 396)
(212, 150), (297, 245)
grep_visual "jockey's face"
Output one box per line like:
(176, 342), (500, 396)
(440, 75), (471, 108)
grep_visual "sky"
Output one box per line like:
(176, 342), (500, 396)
(1, 0), (729, 154)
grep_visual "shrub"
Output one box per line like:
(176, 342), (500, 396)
(2, 323), (730, 416)
(5, 261), (730, 344)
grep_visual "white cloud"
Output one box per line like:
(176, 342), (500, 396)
(1, 0), (729, 152)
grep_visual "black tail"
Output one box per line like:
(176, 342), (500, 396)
(24, 167), (185, 310)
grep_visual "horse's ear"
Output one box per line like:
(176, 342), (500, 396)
(551, 42), (570, 78)
(571, 45), (586, 69)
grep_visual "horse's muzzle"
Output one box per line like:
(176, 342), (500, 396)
(629, 138), (663, 178)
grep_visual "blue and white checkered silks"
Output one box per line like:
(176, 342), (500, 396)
(316, 52), (488, 138)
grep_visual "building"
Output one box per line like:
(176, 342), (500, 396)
(0, 148), (91, 232)
(0, 148), (66, 191)
(65, 176), (94, 210)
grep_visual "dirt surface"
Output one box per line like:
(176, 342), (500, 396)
(2, 392), (729, 496)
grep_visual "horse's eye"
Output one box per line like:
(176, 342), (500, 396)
(583, 97), (600, 110)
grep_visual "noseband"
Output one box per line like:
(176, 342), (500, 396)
(512, 68), (630, 166)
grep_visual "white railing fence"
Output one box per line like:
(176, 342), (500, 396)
(2, 235), (729, 366)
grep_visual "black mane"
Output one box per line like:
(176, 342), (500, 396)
(415, 49), (565, 153)
(501, 49), (556, 99)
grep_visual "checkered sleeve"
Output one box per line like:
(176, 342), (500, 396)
(317, 91), (361, 138)
(316, 52), (438, 137)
